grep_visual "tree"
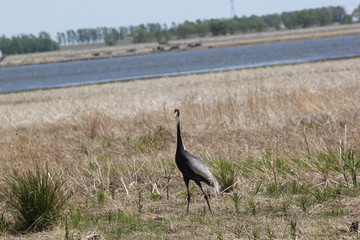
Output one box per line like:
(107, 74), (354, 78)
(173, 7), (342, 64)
(153, 30), (171, 42)
(247, 15), (267, 32)
(0, 33), (58, 55)
(281, 12), (298, 29)
(119, 26), (129, 40)
(352, 4), (360, 22)
(89, 29), (98, 42)
(76, 29), (87, 43)
(314, 8), (331, 26)
(330, 6), (346, 22)
(109, 28), (119, 40)
(37, 32), (58, 52)
(225, 19), (240, 34)
(10, 4), (355, 49)
(296, 10), (314, 28)
(0, 35), (11, 54)
(209, 20), (227, 36)
(56, 32), (66, 45)
(104, 33), (116, 46)
(66, 30), (76, 44)
(147, 23), (162, 32)
(131, 29), (152, 43)
(235, 16), (250, 33)
(176, 24), (194, 39)
(262, 14), (281, 30)
(194, 23), (209, 37)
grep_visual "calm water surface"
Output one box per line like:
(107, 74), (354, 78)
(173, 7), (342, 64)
(1, 35), (360, 93)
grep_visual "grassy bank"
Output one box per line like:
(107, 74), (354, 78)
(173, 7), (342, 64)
(0, 57), (360, 239)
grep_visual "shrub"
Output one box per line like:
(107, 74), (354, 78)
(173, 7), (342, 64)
(136, 125), (169, 153)
(342, 149), (360, 188)
(104, 33), (117, 46)
(2, 167), (71, 232)
(266, 180), (310, 196)
(231, 192), (243, 214)
(314, 151), (339, 181)
(246, 198), (258, 215)
(209, 157), (237, 192)
(0, 210), (9, 233)
(297, 196), (313, 213)
(311, 186), (341, 202)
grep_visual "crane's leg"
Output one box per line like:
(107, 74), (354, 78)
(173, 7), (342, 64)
(185, 179), (191, 214)
(196, 182), (212, 214)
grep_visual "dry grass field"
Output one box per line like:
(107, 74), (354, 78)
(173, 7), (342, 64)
(0, 57), (360, 239)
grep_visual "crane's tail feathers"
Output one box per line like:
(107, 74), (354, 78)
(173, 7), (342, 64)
(210, 175), (220, 197)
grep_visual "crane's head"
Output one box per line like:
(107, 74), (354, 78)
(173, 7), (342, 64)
(174, 109), (180, 117)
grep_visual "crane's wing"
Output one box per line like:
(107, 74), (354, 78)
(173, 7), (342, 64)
(184, 151), (220, 196)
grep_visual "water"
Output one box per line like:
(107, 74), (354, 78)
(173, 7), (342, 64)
(1, 35), (360, 93)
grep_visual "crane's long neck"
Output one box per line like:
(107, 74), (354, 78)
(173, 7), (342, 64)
(176, 116), (185, 151)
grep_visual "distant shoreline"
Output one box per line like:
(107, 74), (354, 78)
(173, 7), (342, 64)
(1, 24), (360, 68)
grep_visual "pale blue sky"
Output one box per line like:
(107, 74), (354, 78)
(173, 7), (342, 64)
(1, 0), (358, 38)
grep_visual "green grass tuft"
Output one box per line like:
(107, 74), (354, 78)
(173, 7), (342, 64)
(342, 149), (360, 188)
(266, 180), (310, 196)
(2, 167), (71, 232)
(0, 210), (10, 233)
(209, 157), (237, 192)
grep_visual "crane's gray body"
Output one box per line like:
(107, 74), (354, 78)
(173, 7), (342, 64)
(176, 148), (218, 192)
(174, 109), (219, 213)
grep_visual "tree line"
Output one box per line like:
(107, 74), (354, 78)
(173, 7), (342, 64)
(0, 5), (359, 55)
(55, 6), (353, 45)
(0, 32), (59, 55)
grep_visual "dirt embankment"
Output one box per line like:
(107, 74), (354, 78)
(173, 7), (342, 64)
(1, 24), (359, 67)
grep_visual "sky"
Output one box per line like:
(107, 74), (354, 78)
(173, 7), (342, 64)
(1, 0), (359, 38)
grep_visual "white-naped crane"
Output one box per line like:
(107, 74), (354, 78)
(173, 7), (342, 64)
(174, 108), (220, 214)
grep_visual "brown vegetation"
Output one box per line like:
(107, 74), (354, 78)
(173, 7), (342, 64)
(0, 57), (360, 239)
